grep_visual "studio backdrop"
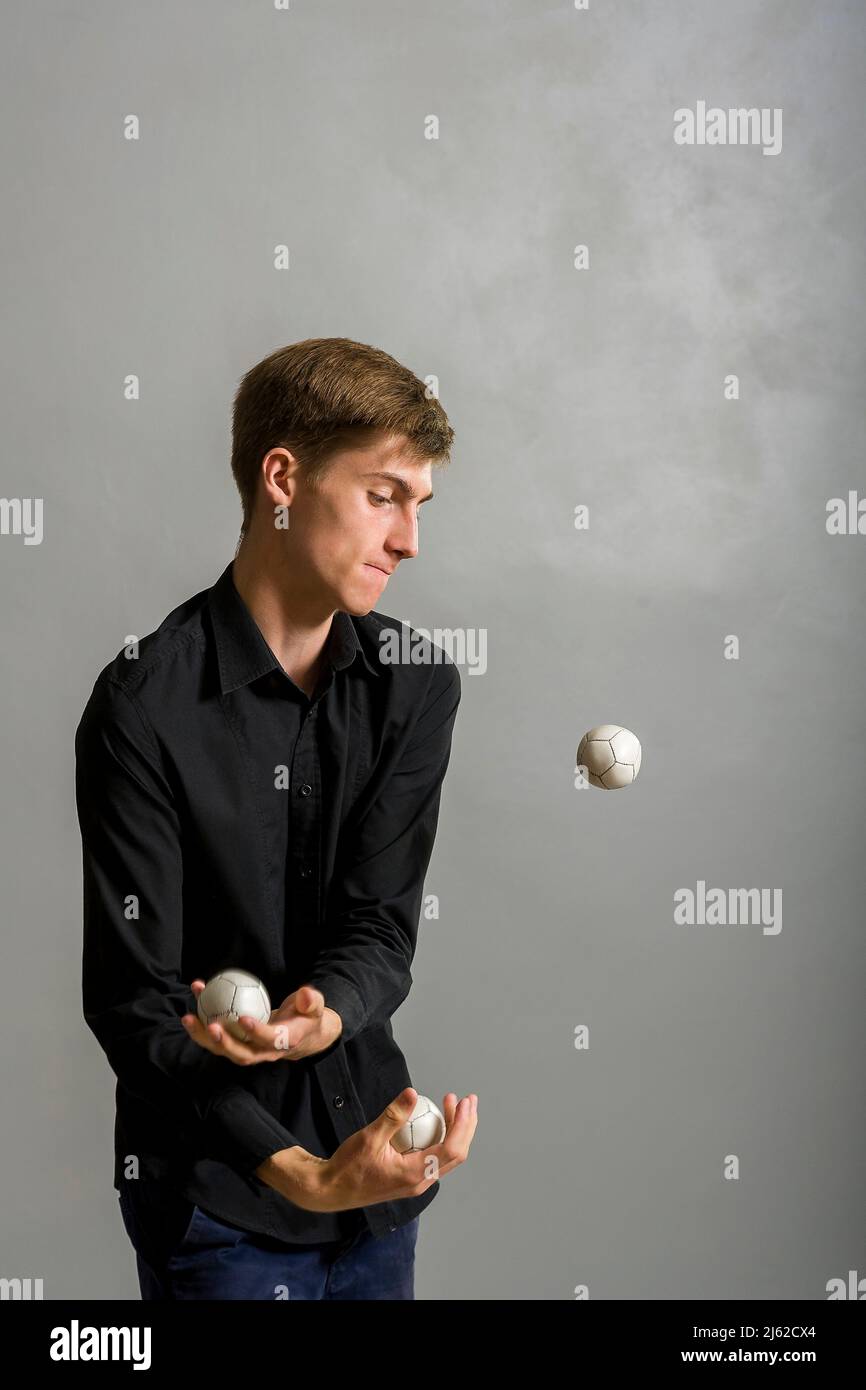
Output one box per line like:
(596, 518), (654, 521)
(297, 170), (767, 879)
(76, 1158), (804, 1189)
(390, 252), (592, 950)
(1, 0), (863, 1300)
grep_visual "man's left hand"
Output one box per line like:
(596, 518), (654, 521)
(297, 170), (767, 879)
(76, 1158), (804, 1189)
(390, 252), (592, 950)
(182, 983), (342, 1065)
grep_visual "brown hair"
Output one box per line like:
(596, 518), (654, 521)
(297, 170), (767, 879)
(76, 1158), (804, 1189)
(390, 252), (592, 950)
(230, 337), (454, 540)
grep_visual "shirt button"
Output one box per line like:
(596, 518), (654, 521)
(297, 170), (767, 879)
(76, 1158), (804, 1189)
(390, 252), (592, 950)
(299, 865), (312, 879)
(333, 1095), (344, 1109)
(299, 784), (312, 796)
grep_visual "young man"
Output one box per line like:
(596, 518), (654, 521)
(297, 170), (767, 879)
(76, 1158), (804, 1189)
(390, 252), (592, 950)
(75, 337), (477, 1300)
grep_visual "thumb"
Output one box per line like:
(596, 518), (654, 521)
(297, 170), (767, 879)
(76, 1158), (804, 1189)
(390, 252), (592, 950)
(294, 985), (324, 1016)
(373, 1087), (418, 1142)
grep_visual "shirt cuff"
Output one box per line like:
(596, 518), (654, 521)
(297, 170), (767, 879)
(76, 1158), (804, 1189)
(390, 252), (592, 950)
(305, 974), (367, 1043)
(203, 1085), (304, 1176)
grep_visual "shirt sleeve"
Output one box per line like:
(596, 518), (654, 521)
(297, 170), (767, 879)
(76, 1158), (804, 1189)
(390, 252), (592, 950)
(306, 658), (461, 1043)
(75, 675), (303, 1177)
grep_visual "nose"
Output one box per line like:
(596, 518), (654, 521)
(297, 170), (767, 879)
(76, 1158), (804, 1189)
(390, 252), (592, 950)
(390, 507), (420, 561)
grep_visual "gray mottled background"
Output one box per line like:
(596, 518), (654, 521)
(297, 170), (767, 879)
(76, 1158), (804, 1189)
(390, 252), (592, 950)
(1, 0), (864, 1299)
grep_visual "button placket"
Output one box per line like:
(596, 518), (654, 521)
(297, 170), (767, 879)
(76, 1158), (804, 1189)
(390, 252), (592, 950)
(288, 704), (321, 939)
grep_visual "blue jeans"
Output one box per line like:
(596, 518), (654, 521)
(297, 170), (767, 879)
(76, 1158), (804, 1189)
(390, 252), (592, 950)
(117, 1179), (419, 1300)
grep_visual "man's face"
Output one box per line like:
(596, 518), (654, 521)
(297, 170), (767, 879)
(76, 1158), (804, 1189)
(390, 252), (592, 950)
(276, 434), (435, 615)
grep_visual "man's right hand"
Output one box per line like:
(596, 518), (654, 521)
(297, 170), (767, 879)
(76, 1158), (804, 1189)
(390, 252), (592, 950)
(257, 1088), (478, 1213)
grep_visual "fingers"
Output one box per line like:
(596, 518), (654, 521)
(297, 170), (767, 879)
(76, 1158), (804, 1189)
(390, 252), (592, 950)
(237, 1015), (303, 1055)
(442, 1094), (477, 1155)
(234, 1014), (272, 1049)
(181, 1013), (221, 1050)
(181, 1012), (269, 1065)
(207, 1024), (257, 1064)
(182, 1007), (312, 1065)
(383, 1092), (477, 1195)
(407, 1093), (477, 1182)
(440, 1092), (475, 1142)
(186, 978), (290, 1059)
(187, 981), (323, 1057)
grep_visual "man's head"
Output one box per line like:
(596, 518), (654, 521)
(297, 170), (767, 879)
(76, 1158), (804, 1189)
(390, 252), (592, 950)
(229, 338), (453, 615)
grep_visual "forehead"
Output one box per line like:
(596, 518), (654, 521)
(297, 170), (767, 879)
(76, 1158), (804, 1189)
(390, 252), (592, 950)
(344, 434), (434, 490)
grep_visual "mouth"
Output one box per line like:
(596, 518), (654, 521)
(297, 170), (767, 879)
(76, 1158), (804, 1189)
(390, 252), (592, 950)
(364, 564), (392, 576)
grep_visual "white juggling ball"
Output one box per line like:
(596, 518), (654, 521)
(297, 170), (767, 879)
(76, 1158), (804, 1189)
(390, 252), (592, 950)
(390, 1095), (447, 1153)
(197, 968), (271, 1041)
(576, 724), (642, 789)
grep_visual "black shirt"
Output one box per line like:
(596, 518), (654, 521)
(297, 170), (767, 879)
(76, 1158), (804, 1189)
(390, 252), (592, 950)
(74, 559), (461, 1243)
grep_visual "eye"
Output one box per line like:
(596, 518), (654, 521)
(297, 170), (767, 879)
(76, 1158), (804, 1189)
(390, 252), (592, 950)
(368, 492), (391, 507)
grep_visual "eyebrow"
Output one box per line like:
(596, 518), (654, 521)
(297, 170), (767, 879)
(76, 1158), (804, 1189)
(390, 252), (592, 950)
(362, 471), (434, 504)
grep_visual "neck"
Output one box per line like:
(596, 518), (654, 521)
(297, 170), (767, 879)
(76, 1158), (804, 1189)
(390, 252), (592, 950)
(231, 538), (334, 695)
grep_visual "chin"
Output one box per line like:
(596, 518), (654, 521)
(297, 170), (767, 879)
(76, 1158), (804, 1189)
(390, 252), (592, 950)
(340, 593), (375, 617)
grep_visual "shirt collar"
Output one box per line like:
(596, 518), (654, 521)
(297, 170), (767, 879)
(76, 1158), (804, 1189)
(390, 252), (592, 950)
(207, 560), (381, 695)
